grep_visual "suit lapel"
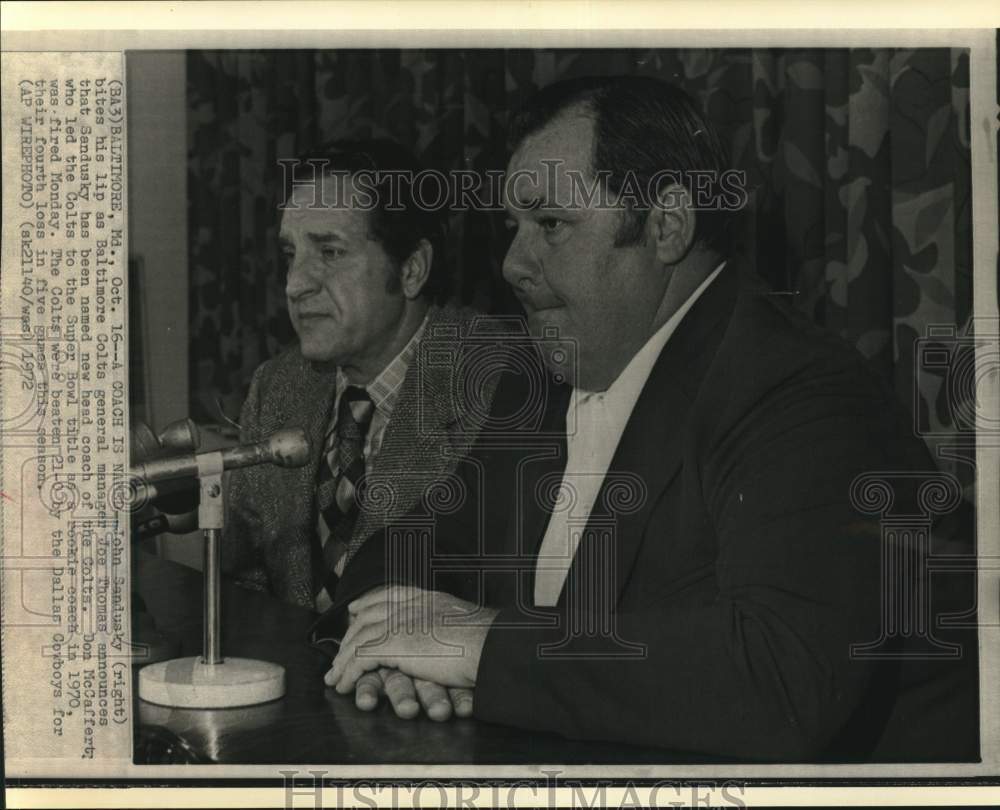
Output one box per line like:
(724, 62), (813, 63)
(480, 350), (570, 604)
(519, 383), (571, 558)
(349, 307), (465, 552)
(267, 354), (337, 601)
(560, 264), (742, 608)
(298, 362), (339, 495)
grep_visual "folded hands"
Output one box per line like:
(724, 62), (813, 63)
(324, 585), (499, 722)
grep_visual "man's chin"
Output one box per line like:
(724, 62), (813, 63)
(298, 341), (343, 366)
(525, 306), (564, 331)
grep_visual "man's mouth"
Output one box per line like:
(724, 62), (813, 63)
(515, 292), (563, 315)
(524, 303), (564, 318)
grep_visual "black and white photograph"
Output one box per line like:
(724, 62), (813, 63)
(126, 43), (988, 764)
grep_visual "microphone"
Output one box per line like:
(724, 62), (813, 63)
(133, 510), (199, 539)
(131, 428), (311, 485)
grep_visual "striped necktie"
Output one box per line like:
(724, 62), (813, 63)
(315, 386), (374, 598)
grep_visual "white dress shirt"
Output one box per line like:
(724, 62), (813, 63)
(533, 262), (726, 607)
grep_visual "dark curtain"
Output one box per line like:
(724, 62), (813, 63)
(186, 48), (972, 486)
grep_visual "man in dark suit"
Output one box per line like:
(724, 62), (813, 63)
(321, 78), (978, 761)
(223, 139), (502, 721)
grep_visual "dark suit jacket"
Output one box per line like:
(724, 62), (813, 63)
(222, 305), (502, 609)
(329, 263), (979, 762)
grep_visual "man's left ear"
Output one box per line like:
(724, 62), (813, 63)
(400, 239), (433, 299)
(649, 183), (696, 265)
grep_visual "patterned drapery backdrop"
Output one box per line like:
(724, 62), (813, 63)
(187, 48), (972, 486)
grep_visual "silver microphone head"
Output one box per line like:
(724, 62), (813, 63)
(266, 428), (311, 468)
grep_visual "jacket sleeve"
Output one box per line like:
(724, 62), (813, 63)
(221, 363), (272, 592)
(312, 350), (520, 640)
(310, 452), (483, 642)
(474, 366), (930, 761)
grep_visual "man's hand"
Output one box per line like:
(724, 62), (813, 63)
(353, 667), (474, 721)
(327, 586), (474, 721)
(325, 585), (499, 695)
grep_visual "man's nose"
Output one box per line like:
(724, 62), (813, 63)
(501, 230), (539, 292)
(285, 255), (319, 301)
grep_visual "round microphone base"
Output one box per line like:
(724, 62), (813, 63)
(138, 656), (285, 709)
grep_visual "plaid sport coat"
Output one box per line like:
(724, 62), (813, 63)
(221, 305), (500, 609)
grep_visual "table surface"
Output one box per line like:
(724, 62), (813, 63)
(133, 553), (707, 765)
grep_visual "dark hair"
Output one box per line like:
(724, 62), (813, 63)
(509, 75), (734, 252)
(281, 138), (450, 301)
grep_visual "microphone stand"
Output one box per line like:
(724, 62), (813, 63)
(199, 455), (224, 665)
(137, 449), (285, 709)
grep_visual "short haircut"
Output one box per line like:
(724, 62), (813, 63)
(509, 75), (734, 252)
(281, 138), (450, 301)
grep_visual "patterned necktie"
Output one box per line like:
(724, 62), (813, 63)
(315, 386), (374, 598)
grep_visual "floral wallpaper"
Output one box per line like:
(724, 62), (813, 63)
(186, 48), (974, 489)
